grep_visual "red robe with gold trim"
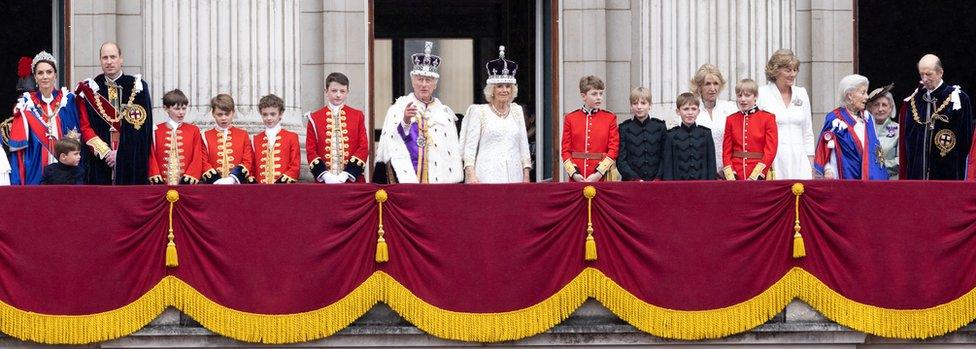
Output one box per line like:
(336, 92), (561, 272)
(722, 108), (778, 180)
(201, 126), (255, 183)
(305, 105), (369, 182)
(147, 122), (205, 184)
(253, 129), (301, 184)
(560, 108), (619, 178)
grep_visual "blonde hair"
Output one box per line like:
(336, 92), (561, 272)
(735, 79), (759, 96)
(765, 49), (800, 82)
(629, 87), (652, 104)
(579, 75), (605, 94)
(690, 64), (726, 96)
(483, 83), (519, 103)
(675, 92), (700, 109)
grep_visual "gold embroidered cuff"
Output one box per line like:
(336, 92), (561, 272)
(308, 157), (322, 170)
(749, 163), (768, 180)
(723, 166), (736, 180)
(182, 175), (199, 185)
(279, 174), (297, 183)
(349, 156), (366, 167)
(86, 138), (111, 159)
(148, 175), (164, 184)
(596, 157), (615, 175)
(563, 159), (578, 176)
(201, 168), (218, 181)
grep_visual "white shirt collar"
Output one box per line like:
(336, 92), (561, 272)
(264, 123), (282, 139)
(927, 80), (945, 95)
(106, 70), (125, 83)
(167, 119), (182, 130)
(329, 103), (344, 114)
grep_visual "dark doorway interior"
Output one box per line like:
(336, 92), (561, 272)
(375, 0), (536, 109)
(374, 0), (542, 179)
(0, 1), (54, 114)
(858, 1), (976, 107)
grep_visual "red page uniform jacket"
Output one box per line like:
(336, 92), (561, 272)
(722, 107), (778, 180)
(253, 128), (301, 184)
(305, 105), (369, 182)
(147, 122), (205, 185)
(202, 126), (255, 183)
(560, 107), (619, 178)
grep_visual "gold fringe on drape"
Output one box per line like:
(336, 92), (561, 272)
(4, 268), (976, 344)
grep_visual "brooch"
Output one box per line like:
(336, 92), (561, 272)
(792, 98), (803, 107)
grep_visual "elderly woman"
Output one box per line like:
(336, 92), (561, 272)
(757, 49), (815, 179)
(460, 46), (531, 183)
(866, 84), (899, 179)
(6, 51), (86, 185)
(812, 74), (888, 180)
(682, 64), (738, 176)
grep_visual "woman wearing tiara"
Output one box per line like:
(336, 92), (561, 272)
(460, 46), (532, 183)
(5, 51), (87, 185)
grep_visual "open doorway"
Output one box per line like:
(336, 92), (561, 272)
(371, 0), (551, 181)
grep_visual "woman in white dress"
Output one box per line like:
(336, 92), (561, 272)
(757, 49), (815, 180)
(460, 46), (532, 183)
(686, 64), (738, 177)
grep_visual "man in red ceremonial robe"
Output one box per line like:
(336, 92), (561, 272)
(306, 72), (369, 183)
(723, 79), (778, 180)
(147, 90), (205, 184)
(201, 94), (254, 184)
(561, 75), (619, 181)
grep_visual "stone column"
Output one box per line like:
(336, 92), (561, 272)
(797, 0), (855, 129)
(301, 1), (368, 113)
(641, 0), (798, 123)
(142, 0), (302, 134)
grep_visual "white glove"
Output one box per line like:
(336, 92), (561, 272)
(340, 172), (354, 182)
(320, 172), (343, 184)
(214, 176), (238, 185)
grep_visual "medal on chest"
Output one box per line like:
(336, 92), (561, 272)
(934, 129), (957, 157)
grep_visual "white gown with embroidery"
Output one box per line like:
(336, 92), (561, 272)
(459, 104), (532, 183)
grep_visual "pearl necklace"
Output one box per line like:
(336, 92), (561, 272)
(489, 103), (510, 118)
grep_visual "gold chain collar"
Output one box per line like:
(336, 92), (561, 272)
(910, 91), (953, 126)
(93, 80), (140, 124)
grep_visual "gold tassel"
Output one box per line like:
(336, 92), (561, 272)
(375, 189), (389, 263)
(585, 233), (597, 261)
(376, 237), (389, 263)
(791, 183), (805, 259)
(792, 231), (805, 258)
(165, 189), (180, 268)
(583, 186), (597, 261)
